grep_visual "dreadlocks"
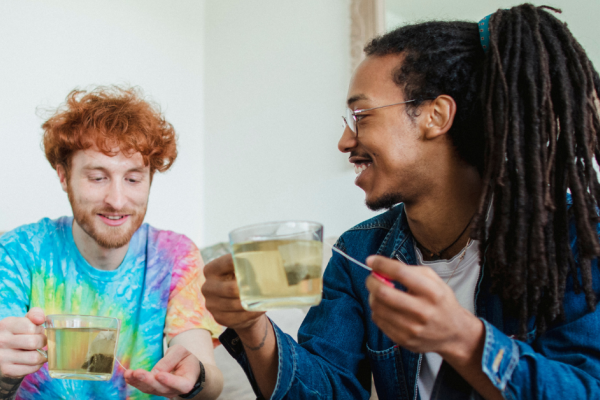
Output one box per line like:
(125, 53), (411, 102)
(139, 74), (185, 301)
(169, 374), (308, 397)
(365, 4), (600, 336)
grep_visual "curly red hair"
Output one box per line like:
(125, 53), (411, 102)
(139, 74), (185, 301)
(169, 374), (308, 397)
(42, 86), (177, 174)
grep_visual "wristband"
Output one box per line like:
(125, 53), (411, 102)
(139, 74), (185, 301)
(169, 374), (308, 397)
(179, 360), (205, 399)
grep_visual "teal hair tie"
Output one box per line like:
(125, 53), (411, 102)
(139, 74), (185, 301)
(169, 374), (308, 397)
(479, 14), (492, 53)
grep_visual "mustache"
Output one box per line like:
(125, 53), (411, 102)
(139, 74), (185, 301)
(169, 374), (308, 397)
(93, 207), (136, 215)
(349, 151), (373, 159)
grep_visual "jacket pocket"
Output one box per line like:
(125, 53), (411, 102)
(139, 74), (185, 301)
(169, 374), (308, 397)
(366, 344), (408, 400)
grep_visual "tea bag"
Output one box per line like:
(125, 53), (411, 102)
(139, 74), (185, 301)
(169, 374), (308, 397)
(235, 251), (289, 295)
(278, 242), (322, 286)
(81, 330), (116, 373)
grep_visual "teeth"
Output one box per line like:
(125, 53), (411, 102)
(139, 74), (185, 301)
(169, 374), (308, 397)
(354, 163), (372, 176)
(106, 215), (123, 220)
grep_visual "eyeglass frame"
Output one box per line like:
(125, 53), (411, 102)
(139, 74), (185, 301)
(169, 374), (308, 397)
(342, 99), (417, 137)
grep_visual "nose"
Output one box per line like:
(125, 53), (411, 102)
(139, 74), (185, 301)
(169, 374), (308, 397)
(104, 180), (127, 210)
(338, 122), (358, 153)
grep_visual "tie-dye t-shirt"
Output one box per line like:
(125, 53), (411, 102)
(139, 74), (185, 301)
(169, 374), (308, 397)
(0, 217), (222, 400)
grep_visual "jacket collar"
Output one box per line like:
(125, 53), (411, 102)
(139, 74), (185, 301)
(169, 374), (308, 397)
(376, 203), (418, 265)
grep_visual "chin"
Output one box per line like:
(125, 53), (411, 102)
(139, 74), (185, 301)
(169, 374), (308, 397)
(76, 212), (146, 249)
(92, 226), (137, 249)
(365, 192), (404, 211)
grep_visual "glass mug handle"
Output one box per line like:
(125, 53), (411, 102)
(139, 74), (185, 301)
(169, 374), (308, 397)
(36, 322), (48, 359)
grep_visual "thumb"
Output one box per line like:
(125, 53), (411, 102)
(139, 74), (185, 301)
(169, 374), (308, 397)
(152, 345), (190, 373)
(26, 307), (46, 326)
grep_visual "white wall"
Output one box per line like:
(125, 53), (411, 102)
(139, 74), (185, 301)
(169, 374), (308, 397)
(0, 1), (206, 243)
(0, 0), (378, 247)
(386, 0), (600, 67)
(5, 1), (594, 248)
(203, 0), (378, 245)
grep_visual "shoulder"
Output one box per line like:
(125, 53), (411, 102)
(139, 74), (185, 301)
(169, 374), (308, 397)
(145, 225), (198, 257)
(0, 216), (70, 249)
(146, 224), (191, 246)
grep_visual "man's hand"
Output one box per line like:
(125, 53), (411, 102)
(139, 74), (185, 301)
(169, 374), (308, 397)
(124, 344), (200, 398)
(201, 254), (264, 333)
(0, 308), (47, 379)
(365, 255), (484, 363)
(202, 254), (278, 398)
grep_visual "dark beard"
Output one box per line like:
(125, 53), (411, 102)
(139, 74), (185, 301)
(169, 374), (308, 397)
(366, 192), (404, 211)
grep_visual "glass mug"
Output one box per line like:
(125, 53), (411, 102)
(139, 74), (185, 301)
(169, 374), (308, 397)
(229, 221), (324, 311)
(37, 314), (120, 381)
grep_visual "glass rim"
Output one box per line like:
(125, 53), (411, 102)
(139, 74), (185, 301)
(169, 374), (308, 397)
(45, 314), (120, 322)
(229, 220), (323, 237)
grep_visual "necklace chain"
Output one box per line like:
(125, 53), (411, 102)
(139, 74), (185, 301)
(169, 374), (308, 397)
(445, 238), (472, 285)
(414, 214), (475, 261)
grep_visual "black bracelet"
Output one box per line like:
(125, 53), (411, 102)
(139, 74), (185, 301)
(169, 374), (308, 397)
(179, 360), (205, 399)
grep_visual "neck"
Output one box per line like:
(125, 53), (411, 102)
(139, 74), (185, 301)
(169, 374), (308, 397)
(72, 220), (129, 271)
(405, 163), (482, 261)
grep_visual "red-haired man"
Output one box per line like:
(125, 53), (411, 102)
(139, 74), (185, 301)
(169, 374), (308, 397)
(0, 87), (223, 400)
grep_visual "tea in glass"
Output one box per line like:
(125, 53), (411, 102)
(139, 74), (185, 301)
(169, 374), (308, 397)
(230, 221), (323, 311)
(44, 315), (120, 381)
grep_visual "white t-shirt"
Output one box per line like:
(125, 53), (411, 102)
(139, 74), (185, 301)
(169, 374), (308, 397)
(415, 239), (481, 400)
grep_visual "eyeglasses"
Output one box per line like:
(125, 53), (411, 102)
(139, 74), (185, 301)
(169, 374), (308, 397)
(341, 99), (416, 137)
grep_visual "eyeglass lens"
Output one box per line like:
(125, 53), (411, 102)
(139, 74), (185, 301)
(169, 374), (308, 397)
(344, 108), (357, 134)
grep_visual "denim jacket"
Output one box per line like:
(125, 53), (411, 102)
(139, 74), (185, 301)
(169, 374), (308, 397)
(220, 200), (600, 399)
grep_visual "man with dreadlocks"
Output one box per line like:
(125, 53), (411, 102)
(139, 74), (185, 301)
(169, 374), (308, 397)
(203, 4), (600, 399)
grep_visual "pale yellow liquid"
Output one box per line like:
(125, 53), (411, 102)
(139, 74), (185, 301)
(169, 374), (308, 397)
(232, 239), (323, 311)
(47, 327), (117, 381)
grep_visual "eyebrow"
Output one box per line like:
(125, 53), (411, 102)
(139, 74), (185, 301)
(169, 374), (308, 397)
(82, 166), (147, 173)
(347, 94), (369, 107)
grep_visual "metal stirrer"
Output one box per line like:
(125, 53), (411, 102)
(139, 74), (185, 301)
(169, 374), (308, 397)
(322, 241), (394, 287)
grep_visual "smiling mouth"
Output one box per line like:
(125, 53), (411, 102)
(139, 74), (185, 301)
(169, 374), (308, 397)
(99, 214), (127, 220)
(354, 162), (372, 178)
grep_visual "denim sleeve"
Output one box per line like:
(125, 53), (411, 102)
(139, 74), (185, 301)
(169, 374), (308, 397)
(219, 246), (372, 400)
(480, 314), (600, 399)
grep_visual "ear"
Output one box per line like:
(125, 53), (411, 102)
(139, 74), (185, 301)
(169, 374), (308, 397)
(419, 95), (457, 140)
(56, 165), (69, 193)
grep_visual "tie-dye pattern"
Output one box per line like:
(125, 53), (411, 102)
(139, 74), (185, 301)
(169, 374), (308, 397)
(0, 217), (222, 400)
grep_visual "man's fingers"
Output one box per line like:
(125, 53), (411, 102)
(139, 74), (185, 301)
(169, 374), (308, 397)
(205, 296), (245, 313)
(125, 371), (160, 395)
(129, 369), (170, 394)
(2, 349), (47, 366)
(125, 367), (195, 397)
(5, 318), (45, 335)
(152, 345), (190, 373)
(123, 369), (134, 380)
(366, 275), (422, 313)
(367, 255), (437, 296)
(6, 334), (47, 351)
(155, 371), (195, 394)
(25, 308), (45, 326)
(204, 254), (235, 279)
(0, 363), (44, 378)
(202, 279), (240, 300)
